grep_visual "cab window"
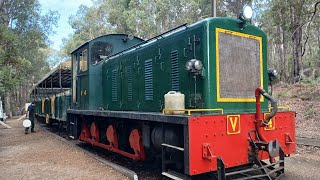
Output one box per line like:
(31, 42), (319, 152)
(91, 41), (113, 64)
(80, 49), (88, 72)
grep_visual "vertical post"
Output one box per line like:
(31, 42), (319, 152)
(35, 87), (37, 101)
(217, 157), (226, 180)
(33, 86), (35, 101)
(41, 83), (44, 99)
(59, 65), (62, 94)
(212, 0), (217, 17)
(45, 81), (47, 98)
(51, 76), (53, 95)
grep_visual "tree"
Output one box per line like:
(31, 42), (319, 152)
(258, 0), (320, 82)
(61, 0), (319, 84)
(60, 0), (253, 56)
(0, 0), (59, 116)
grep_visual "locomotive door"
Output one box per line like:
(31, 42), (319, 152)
(77, 49), (89, 109)
(72, 54), (78, 108)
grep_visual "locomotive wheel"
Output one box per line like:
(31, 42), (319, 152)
(129, 129), (146, 161)
(90, 122), (100, 142)
(80, 121), (90, 141)
(106, 125), (119, 148)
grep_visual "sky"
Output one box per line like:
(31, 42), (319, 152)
(39, 0), (93, 51)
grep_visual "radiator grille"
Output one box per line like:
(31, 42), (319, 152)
(218, 31), (261, 100)
(171, 50), (179, 91)
(144, 59), (153, 101)
(127, 66), (133, 102)
(111, 69), (117, 102)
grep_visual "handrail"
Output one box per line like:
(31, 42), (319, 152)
(269, 105), (291, 112)
(162, 108), (224, 116)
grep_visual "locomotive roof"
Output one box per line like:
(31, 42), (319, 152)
(70, 34), (144, 54)
(103, 17), (265, 62)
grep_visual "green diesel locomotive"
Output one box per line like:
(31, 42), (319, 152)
(33, 7), (296, 180)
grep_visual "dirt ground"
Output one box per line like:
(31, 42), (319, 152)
(285, 145), (320, 180)
(0, 117), (128, 180)
(270, 84), (320, 179)
(273, 83), (320, 139)
(0, 84), (319, 180)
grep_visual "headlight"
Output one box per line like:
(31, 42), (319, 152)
(194, 60), (203, 71)
(186, 59), (203, 73)
(243, 5), (253, 20)
(268, 68), (278, 81)
(185, 61), (193, 71)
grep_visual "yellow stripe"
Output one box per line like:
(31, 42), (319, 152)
(216, 28), (221, 102)
(42, 100), (45, 114)
(162, 108), (224, 115)
(215, 28), (264, 102)
(51, 96), (55, 116)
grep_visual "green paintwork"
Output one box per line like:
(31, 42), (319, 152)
(71, 34), (144, 110)
(102, 24), (205, 111)
(44, 98), (51, 116)
(54, 96), (60, 118)
(70, 17), (269, 114)
(54, 95), (71, 120)
(35, 100), (42, 115)
(34, 94), (71, 121)
(101, 18), (268, 113)
(206, 18), (269, 113)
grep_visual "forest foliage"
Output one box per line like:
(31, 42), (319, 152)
(61, 0), (319, 83)
(0, 0), (59, 115)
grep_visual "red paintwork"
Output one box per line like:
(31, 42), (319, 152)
(106, 125), (119, 149)
(80, 121), (145, 160)
(188, 112), (296, 176)
(80, 122), (90, 140)
(129, 129), (146, 161)
(90, 122), (100, 142)
(255, 87), (270, 142)
(255, 87), (264, 121)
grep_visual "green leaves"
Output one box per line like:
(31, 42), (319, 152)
(0, 0), (59, 97)
(59, 0), (319, 84)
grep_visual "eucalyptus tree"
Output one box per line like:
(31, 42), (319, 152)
(259, 0), (320, 82)
(0, 0), (59, 116)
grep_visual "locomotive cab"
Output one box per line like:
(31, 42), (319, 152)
(70, 34), (143, 110)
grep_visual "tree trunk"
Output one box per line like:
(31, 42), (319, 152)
(292, 24), (302, 82)
(282, 27), (288, 81)
(4, 92), (11, 118)
(277, 25), (285, 81)
(318, 29), (320, 51)
(291, 3), (303, 83)
(279, 10), (289, 81)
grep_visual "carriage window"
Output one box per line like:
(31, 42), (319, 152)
(80, 49), (88, 72)
(91, 41), (113, 64)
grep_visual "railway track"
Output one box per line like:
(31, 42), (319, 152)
(40, 123), (167, 180)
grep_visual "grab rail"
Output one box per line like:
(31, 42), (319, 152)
(162, 108), (224, 116)
(269, 105), (291, 112)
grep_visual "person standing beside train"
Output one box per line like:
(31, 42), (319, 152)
(25, 101), (36, 134)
